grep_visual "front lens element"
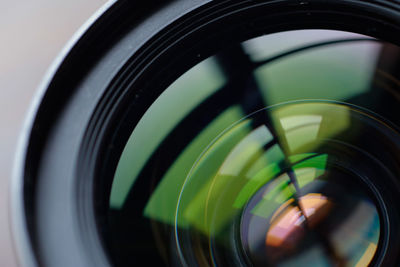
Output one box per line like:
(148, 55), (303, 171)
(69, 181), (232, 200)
(102, 30), (400, 266)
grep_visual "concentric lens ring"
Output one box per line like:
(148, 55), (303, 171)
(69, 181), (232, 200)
(175, 101), (398, 266)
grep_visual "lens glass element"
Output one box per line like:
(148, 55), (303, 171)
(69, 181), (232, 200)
(176, 102), (383, 266)
(103, 30), (400, 266)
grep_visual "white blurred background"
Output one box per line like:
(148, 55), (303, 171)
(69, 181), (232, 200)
(0, 1), (106, 265)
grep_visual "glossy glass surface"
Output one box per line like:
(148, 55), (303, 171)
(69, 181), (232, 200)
(104, 30), (400, 266)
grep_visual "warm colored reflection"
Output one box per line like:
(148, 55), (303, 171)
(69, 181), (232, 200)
(266, 194), (332, 251)
(355, 243), (377, 267)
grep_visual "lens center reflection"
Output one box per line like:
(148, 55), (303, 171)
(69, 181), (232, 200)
(241, 168), (380, 267)
(266, 193), (332, 251)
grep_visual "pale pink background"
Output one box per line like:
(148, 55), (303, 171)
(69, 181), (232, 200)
(0, 1), (106, 265)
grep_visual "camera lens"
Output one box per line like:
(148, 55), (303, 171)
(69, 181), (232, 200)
(105, 30), (400, 266)
(15, 1), (400, 267)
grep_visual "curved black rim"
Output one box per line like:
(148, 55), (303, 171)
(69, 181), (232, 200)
(18, 0), (400, 266)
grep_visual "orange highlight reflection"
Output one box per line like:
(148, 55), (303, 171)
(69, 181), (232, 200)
(266, 193), (333, 256)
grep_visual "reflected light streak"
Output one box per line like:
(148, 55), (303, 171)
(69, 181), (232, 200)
(266, 193), (332, 249)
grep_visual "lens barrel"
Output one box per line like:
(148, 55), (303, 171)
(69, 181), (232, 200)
(14, 1), (400, 267)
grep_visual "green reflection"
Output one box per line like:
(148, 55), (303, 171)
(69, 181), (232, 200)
(144, 106), (246, 226)
(255, 43), (377, 105)
(110, 58), (226, 208)
(250, 154), (328, 219)
(175, 103), (346, 240)
(182, 123), (268, 234)
(175, 103), (335, 235)
(271, 102), (351, 154)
